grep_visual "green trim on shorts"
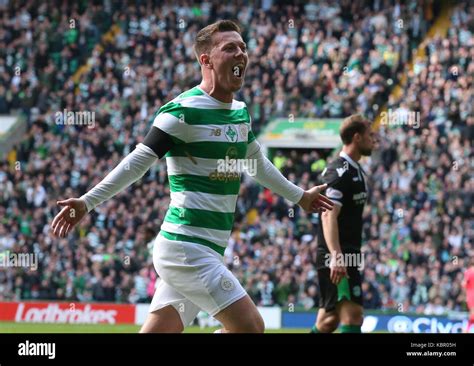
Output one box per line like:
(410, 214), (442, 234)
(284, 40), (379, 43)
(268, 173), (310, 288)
(160, 230), (226, 256)
(337, 277), (351, 302)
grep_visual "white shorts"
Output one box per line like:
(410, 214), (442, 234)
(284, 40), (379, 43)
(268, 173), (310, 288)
(149, 233), (247, 327)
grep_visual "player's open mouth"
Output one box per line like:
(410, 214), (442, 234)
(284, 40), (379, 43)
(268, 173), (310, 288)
(232, 63), (245, 79)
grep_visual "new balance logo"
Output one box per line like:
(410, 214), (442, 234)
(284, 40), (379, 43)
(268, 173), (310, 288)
(210, 128), (222, 137)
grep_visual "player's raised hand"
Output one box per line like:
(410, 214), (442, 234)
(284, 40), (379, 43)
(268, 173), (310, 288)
(51, 198), (88, 238)
(298, 184), (334, 213)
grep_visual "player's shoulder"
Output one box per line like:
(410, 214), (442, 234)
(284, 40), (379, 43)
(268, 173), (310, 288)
(231, 98), (247, 109)
(325, 157), (346, 169)
(322, 157), (349, 178)
(157, 86), (203, 109)
(172, 87), (203, 104)
(175, 86), (205, 101)
(154, 87), (203, 117)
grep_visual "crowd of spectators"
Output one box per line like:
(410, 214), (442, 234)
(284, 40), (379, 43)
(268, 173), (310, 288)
(1, 0), (472, 317)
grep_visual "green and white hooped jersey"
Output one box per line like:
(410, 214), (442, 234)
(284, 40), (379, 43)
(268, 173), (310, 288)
(154, 86), (256, 255)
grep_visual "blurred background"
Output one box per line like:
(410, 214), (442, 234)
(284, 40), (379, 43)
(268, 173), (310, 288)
(0, 0), (472, 333)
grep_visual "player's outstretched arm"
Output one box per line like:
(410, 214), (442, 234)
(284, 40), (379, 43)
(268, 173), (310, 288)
(51, 127), (173, 238)
(244, 139), (334, 213)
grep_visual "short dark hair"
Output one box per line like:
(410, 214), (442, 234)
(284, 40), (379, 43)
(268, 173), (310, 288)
(340, 114), (371, 145)
(194, 20), (241, 64)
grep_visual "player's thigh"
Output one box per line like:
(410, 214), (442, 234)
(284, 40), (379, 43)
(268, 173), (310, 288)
(143, 277), (201, 332)
(153, 235), (248, 322)
(213, 295), (264, 333)
(337, 300), (364, 325)
(140, 305), (184, 333)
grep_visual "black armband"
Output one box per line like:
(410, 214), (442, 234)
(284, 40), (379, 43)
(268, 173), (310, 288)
(143, 127), (175, 159)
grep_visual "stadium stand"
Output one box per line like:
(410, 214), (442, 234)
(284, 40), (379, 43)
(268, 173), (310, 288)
(0, 0), (472, 318)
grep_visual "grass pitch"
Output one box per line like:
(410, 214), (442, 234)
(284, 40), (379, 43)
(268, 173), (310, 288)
(0, 321), (307, 333)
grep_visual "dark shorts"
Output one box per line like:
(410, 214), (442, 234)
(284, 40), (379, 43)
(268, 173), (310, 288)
(318, 267), (363, 312)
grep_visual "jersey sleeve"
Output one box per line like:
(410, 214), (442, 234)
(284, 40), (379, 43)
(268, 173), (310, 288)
(244, 139), (304, 204)
(248, 129), (256, 144)
(152, 102), (188, 144)
(247, 108), (256, 144)
(320, 160), (348, 206)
